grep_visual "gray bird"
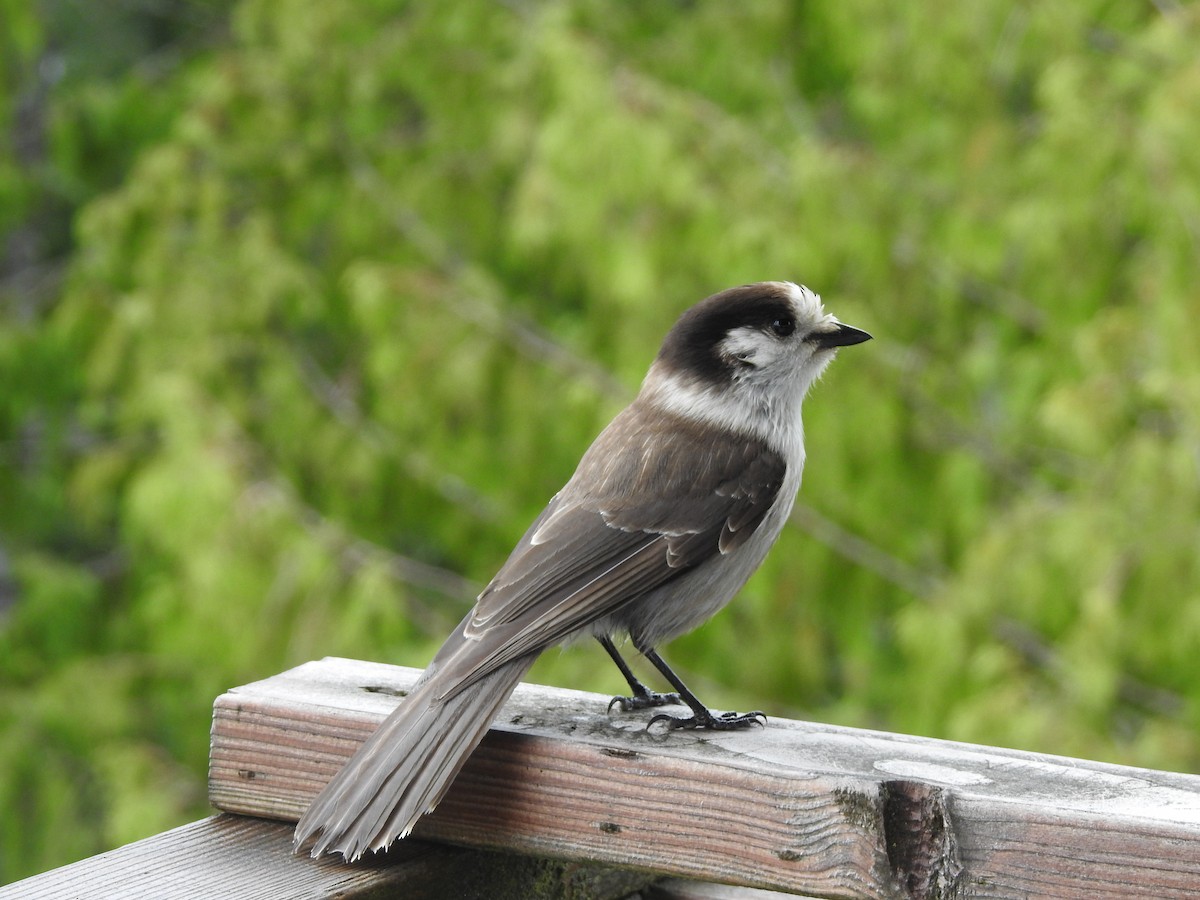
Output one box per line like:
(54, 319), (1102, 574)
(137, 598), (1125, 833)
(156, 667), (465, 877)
(294, 281), (871, 860)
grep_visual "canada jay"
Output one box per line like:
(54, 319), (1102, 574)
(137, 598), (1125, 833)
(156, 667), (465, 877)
(295, 281), (871, 860)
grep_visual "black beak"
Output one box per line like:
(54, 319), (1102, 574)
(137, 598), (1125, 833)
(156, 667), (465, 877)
(811, 322), (872, 350)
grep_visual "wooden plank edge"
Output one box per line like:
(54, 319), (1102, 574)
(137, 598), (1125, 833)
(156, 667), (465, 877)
(0, 814), (657, 900)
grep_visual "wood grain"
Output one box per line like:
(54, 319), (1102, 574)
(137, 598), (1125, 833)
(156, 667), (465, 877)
(209, 657), (1200, 899)
(0, 814), (656, 900)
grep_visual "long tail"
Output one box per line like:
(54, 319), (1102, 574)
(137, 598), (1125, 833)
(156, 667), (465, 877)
(293, 655), (536, 860)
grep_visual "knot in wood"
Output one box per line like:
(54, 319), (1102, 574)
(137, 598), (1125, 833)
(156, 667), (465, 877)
(881, 780), (963, 900)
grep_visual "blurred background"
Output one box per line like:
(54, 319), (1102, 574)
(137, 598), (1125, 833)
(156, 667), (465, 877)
(2, 0), (1199, 883)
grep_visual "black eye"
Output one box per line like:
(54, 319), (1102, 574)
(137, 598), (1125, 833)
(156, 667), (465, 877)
(770, 316), (795, 337)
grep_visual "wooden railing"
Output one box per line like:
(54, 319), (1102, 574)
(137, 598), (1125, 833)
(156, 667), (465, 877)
(6, 657), (1200, 899)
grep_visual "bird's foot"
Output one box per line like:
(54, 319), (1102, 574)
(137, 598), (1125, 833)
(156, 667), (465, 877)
(608, 688), (682, 713)
(647, 708), (767, 732)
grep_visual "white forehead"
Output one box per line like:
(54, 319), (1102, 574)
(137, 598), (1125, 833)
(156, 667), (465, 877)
(773, 281), (828, 325)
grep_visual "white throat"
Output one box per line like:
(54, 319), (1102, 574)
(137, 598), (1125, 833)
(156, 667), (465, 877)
(640, 366), (808, 470)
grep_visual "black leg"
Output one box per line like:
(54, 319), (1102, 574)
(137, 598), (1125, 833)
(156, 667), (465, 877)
(638, 646), (766, 731)
(597, 636), (681, 712)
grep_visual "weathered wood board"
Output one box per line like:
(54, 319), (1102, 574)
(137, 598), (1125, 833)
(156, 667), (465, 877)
(208, 657), (1200, 899)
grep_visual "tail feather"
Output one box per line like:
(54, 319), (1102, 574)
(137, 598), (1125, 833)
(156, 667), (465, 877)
(294, 656), (535, 860)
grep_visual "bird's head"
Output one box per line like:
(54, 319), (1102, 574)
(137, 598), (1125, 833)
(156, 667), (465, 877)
(641, 281), (871, 452)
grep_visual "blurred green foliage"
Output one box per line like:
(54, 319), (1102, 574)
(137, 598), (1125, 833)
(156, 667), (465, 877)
(2, 0), (1199, 883)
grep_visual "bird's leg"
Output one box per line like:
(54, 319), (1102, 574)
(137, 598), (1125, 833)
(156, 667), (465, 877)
(638, 646), (766, 731)
(598, 635), (682, 712)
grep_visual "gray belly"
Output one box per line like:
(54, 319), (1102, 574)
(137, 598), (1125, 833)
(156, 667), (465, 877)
(595, 481), (799, 650)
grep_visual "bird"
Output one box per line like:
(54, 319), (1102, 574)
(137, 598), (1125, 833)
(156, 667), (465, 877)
(294, 280), (871, 860)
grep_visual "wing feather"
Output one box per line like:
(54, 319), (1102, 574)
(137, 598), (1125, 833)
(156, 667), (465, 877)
(437, 403), (785, 697)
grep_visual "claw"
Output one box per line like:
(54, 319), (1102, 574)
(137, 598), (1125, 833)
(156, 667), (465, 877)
(647, 709), (767, 732)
